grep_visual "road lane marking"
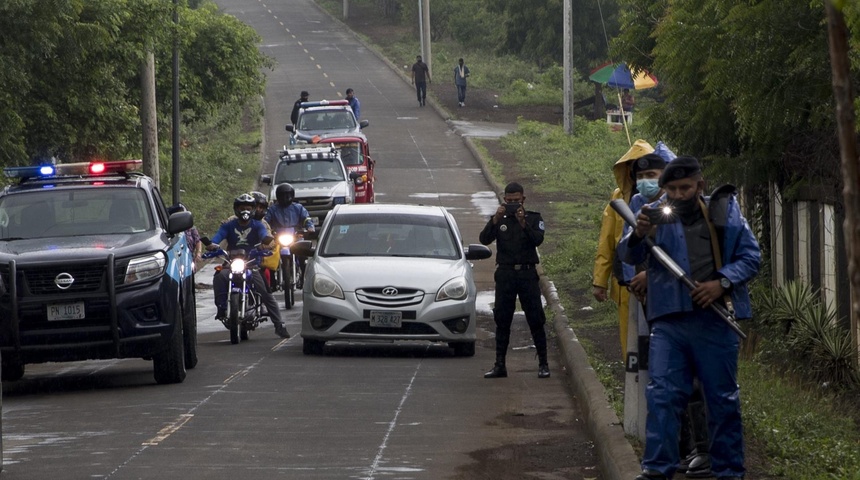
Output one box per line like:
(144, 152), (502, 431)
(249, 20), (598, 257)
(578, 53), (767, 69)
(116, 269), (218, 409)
(365, 354), (425, 479)
(142, 414), (194, 446)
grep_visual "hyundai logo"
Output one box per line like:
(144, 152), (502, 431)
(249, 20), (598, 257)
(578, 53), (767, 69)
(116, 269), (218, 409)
(55, 272), (75, 290)
(381, 287), (398, 296)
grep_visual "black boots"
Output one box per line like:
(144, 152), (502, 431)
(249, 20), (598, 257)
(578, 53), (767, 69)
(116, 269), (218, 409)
(484, 355), (507, 378)
(538, 364), (550, 378)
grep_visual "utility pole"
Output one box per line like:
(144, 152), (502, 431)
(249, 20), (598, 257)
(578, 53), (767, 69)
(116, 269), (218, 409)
(343, 0), (349, 20)
(141, 51), (159, 186)
(421, 0), (431, 77)
(563, 0), (574, 134)
(171, 0), (181, 205)
(825, 0), (860, 367)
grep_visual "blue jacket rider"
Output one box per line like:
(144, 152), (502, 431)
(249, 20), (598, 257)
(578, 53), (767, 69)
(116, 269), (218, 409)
(617, 156), (760, 480)
(265, 183), (314, 231)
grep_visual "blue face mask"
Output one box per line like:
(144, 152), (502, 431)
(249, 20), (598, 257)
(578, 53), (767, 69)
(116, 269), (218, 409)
(636, 178), (661, 199)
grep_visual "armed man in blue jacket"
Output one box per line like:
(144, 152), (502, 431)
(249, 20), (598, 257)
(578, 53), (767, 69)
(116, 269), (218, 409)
(618, 156), (760, 480)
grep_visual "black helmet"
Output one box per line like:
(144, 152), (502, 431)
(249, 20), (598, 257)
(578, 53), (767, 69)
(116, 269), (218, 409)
(233, 193), (256, 221)
(276, 183), (295, 207)
(250, 191), (268, 220)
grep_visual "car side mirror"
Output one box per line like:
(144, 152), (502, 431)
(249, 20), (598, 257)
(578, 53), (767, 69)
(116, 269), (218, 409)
(260, 174), (272, 185)
(167, 211), (194, 235)
(302, 230), (319, 241)
(285, 124), (295, 132)
(464, 244), (492, 261)
(359, 119), (370, 130)
(349, 171), (361, 181)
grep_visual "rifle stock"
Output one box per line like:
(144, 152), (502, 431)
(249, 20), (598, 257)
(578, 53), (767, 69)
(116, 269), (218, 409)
(610, 199), (746, 339)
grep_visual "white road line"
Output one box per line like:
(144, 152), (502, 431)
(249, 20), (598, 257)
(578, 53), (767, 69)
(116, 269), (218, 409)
(364, 356), (424, 479)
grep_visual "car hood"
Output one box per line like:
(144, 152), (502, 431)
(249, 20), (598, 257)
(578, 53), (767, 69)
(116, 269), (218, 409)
(0, 233), (167, 262)
(314, 256), (470, 292)
(294, 182), (350, 198)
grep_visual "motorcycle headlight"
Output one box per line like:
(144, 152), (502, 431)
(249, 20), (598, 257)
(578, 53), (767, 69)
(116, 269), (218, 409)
(312, 274), (344, 299)
(278, 233), (295, 246)
(231, 258), (246, 274)
(123, 252), (167, 284)
(436, 276), (468, 301)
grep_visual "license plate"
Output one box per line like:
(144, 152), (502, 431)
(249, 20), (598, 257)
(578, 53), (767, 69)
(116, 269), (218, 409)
(47, 302), (85, 321)
(370, 311), (402, 328)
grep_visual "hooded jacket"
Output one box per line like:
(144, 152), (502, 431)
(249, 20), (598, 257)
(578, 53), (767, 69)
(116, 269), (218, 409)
(592, 139), (655, 290)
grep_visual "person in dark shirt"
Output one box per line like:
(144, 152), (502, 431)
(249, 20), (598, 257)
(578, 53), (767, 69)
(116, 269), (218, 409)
(291, 90), (309, 125)
(411, 55), (431, 107)
(479, 182), (549, 379)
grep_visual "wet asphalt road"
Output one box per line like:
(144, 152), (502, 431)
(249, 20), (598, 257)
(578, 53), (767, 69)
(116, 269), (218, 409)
(0, 1), (603, 478)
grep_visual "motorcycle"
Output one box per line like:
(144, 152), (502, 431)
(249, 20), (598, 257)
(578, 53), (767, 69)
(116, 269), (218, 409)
(201, 237), (274, 344)
(268, 227), (306, 309)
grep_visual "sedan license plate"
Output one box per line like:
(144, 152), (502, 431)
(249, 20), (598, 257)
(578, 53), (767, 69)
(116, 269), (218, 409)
(48, 302), (85, 321)
(370, 311), (402, 328)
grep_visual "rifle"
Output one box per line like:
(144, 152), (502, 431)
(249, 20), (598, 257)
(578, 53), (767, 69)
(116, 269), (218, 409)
(610, 199), (746, 339)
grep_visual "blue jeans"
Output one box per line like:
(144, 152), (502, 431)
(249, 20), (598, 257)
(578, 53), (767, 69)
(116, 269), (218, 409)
(457, 84), (467, 103)
(415, 82), (427, 103)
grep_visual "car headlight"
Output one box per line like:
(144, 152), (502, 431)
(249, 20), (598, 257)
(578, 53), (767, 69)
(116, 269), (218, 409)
(437, 276), (468, 301)
(278, 233), (295, 246)
(231, 258), (246, 274)
(123, 252), (166, 284)
(312, 274), (344, 299)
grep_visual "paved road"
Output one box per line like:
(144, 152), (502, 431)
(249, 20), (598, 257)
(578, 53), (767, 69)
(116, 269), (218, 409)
(0, 1), (605, 478)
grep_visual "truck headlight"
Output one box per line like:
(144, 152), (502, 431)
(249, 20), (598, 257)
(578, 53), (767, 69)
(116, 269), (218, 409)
(312, 274), (344, 299)
(124, 252), (166, 284)
(437, 277), (468, 301)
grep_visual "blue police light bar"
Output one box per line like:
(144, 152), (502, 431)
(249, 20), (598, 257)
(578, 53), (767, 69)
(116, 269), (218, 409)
(300, 100), (349, 108)
(3, 160), (143, 179)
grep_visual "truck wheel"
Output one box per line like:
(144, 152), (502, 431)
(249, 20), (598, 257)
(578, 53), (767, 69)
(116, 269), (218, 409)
(229, 293), (242, 344)
(451, 342), (476, 357)
(183, 286), (198, 369)
(153, 311), (187, 384)
(1, 354), (25, 382)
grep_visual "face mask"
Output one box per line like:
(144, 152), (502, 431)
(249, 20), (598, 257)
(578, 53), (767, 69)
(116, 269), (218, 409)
(636, 179), (661, 199)
(669, 195), (701, 217)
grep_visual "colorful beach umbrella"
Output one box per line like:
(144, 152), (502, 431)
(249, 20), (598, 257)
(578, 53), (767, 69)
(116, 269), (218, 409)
(589, 62), (658, 90)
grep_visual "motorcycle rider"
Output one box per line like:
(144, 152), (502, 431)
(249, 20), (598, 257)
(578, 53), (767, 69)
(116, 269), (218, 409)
(265, 183), (315, 287)
(207, 193), (290, 339)
(265, 183), (315, 233)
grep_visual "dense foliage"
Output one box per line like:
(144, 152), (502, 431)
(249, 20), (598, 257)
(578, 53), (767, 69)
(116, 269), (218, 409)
(613, 0), (860, 198)
(0, 0), (271, 164)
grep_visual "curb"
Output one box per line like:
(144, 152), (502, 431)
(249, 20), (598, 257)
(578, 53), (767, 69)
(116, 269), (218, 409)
(310, 4), (642, 479)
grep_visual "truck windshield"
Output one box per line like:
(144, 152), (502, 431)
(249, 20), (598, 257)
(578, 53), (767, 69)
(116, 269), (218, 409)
(274, 160), (345, 183)
(0, 188), (153, 239)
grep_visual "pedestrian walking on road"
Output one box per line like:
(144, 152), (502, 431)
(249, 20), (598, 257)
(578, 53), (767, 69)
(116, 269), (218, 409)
(618, 156), (760, 480)
(345, 88), (361, 119)
(291, 90), (309, 125)
(454, 58), (470, 107)
(479, 182), (549, 379)
(411, 55), (431, 107)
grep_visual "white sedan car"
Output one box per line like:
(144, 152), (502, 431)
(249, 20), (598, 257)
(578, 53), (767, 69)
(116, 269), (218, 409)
(292, 204), (492, 356)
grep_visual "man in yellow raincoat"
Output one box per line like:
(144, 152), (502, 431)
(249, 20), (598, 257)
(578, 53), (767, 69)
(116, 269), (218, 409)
(591, 139), (654, 356)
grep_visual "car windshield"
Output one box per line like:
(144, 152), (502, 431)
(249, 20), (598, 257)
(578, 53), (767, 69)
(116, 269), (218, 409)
(298, 110), (356, 131)
(0, 187), (153, 239)
(320, 213), (459, 259)
(336, 144), (363, 166)
(274, 159), (345, 184)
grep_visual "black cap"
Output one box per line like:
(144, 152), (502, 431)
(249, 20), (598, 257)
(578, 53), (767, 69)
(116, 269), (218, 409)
(659, 155), (702, 187)
(632, 153), (667, 176)
(300, 91), (309, 97)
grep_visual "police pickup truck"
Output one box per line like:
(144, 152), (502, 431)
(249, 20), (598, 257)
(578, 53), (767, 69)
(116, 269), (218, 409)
(261, 145), (360, 225)
(0, 160), (197, 384)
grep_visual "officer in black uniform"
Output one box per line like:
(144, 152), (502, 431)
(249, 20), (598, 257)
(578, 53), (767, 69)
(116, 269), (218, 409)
(479, 182), (549, 379)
